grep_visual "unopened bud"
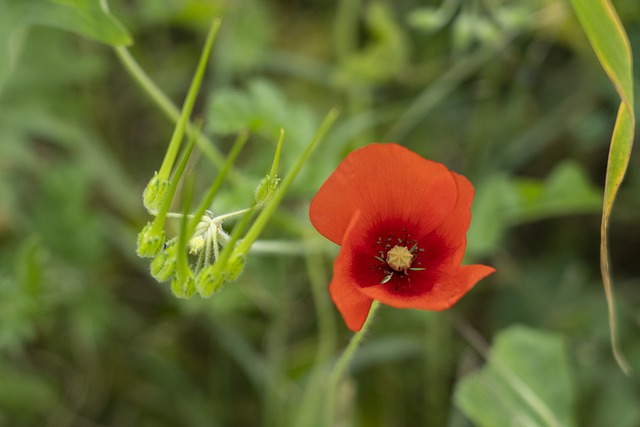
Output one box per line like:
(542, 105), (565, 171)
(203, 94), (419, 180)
(137, 222), (165, 258)
(171, 274), (196, 299)
(225, 252), (246, 281)
(150, 245), (177, 282)
(255, 175), (280, 205)
(196, 264), (226, 297)
(143, 172), (170, 213)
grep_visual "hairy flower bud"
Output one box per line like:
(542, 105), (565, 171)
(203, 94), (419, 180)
(171, 274), (196, 299)
(150, 245), (177, 282)
(143, 172), (170, 213)
(196, 264), (226, 297)
(225, 252), (246, 282)
(137, 222), (165, 258)
(255, 175), (280, 205)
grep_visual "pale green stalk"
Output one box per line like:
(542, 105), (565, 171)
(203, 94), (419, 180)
(214, 208), (254, 223)
(269, 129), (284, 177)
(113, 23), (227, 172)
(186, 131), (250, 239)
(325, 301), (381, 427)
(293, 237), (337, 427)
(158, 19), (221, 180)
(149, 130), (197, 236)
(234, 109), (339, 256)
(174, 171), (196, 287)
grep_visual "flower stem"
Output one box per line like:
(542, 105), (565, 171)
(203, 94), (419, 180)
(235, 109), (338, 256)
(292, 236), (338, 427)
(186, 131), (249, 239)
(150, 124), (198, 235)
(158, 18), (221, 180)
(113, 33), (229, 173)
(213, 207), (254, 223)
(325, 300), (381, 427)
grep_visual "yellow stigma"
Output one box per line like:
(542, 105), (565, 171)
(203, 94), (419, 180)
(386, 245), (413, 272)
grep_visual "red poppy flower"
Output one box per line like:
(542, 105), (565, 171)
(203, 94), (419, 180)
(309, 143), (494, 331)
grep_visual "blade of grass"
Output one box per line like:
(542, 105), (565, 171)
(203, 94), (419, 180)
(568, 0), (634, 374)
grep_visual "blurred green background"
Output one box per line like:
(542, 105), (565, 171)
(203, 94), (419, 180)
(1, 0), (639, 426)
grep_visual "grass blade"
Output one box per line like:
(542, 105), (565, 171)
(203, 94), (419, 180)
(568, 0), (635, 373)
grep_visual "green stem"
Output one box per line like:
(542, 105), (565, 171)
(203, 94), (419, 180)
(150, 128), (197, 235)
(158, 18), (221, 180)
(269, 128), (285, 177)
(235, 109), (338, 256)
(163, 211), (195, 219)
(325, 300), (381, 427)
(212, 224), (220, 261)
(424, 312), (451, 427)
(248, 239), (324, 255)
(214, 207), (254, 223)
(113, 46), (178, 126)
(186, 131), (249, 239)
(293, 238), (337, 427)
(175, 171), (196, 281)
(113, 27), (229, 173)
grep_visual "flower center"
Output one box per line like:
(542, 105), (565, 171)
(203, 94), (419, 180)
(371, 228), (425, 286)
(386, 245), (413, 272)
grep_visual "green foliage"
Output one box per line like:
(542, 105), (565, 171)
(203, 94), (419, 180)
(207, 79), (316, 145)
(31, 164), (107, 265)
(0, 0), (131, 91)
(0, 0), (638, 426)
(568, 0), (636, 373)
(27, 0), (132, 46)
(468, 161), (602, 257)
(0, 238), (44, 353)
(334, 1), (408, 86)
(455, 326), (576, 427)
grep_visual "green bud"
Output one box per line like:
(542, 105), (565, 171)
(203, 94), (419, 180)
(171, 273), (196, 299)
(225, 252), (246, 282)
(137, 222), (166, 258)
(196, 264), (226, 297)
(255, 175), (280, 205)
(143, 172), (171, 213)
(150, 244), (177, 282)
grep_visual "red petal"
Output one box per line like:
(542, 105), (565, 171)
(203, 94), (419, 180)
(358, 264), (494, 310)
(309, 143), (458, 245)
(329, 277), (374, 332)
(329, 210), (374, 331)
(428, 172), (475, 267)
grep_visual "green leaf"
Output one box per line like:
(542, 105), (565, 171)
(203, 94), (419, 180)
(568, 0), (635, 373)
(0, 366), (56, 416)
(511, 161), (602, 224)
(334, 1), (409, 85)
(467, 162), (601, 257)
(30, 164), (106, 266)
(455, 326), (576, 427)
(27, 0), (132, 46)
(0, 0), (29, 93)
(207, 79), (316, 145)
(467, 175), (518, 258)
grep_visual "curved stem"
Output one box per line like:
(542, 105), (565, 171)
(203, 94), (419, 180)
(212, 224), (220, 261)
(235, 109), (338, 256)
(213, 207), (254, 223)
(325, 300), (381, 427)
(292, 238), (337, 427)
(113, 46), (178, 124)
(113, 45), (232, 175)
